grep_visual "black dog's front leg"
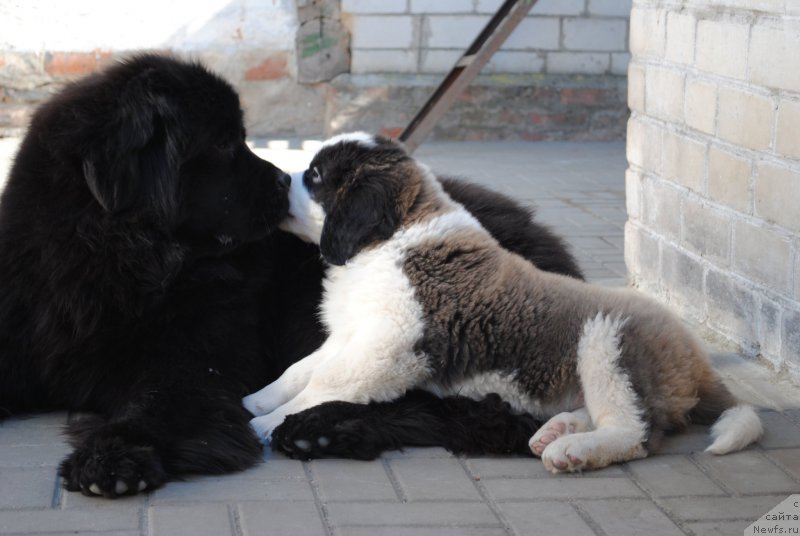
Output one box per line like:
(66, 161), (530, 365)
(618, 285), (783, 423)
(59, 380), (262, 498)
(272, 390), (540, 460)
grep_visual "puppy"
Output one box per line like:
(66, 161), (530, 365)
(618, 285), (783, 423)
(246, 133), (762, 472)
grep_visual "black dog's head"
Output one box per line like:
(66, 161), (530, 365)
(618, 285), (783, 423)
(280, 132), (425, 266)
(27, 54), (290, 250)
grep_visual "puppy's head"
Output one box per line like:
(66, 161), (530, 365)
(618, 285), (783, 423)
(281, 132), (421, 266)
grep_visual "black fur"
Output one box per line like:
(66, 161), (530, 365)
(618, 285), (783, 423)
(0, 55), (583, 494)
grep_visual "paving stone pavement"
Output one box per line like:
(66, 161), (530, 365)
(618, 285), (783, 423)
(0, 139), (799, 536)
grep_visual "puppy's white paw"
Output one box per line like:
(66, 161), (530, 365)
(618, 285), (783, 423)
(242, 388), (283, 417)
(541, 434), (590, 473)
(529, 412), (585, 457)
(249, 413), (288, 444)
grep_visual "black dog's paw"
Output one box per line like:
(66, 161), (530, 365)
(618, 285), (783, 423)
(271, 404), (385, 461)
(59, 436), (166, 498)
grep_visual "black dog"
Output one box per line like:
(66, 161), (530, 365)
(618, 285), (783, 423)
(0, 54), (582, 497)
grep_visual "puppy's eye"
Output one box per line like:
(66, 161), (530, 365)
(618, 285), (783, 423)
(306, 167), (323, 186)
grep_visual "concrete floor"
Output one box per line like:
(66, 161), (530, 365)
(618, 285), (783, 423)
(0, 139), (798, 536)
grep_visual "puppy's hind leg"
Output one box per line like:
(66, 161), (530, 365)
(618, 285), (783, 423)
(541, 313), (648, 473)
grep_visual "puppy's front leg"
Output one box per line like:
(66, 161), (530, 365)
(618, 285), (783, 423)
(243, 337), (342, 416)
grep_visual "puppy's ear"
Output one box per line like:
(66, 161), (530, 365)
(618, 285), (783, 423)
(83, 82), (180, 222)
(320, 176), (404, 266)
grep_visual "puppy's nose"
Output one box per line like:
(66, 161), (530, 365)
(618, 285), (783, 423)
(277, 173), (291, 191)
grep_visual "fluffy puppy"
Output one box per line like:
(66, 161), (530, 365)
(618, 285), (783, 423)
(247, 132), (763, 472)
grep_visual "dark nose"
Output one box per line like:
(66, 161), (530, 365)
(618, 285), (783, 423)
(277, 173), (291, 191)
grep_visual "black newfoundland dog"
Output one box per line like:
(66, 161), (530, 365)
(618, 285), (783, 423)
(0, 54), (583, 497)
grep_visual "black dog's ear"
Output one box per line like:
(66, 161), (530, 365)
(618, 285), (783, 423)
(320, 177), (403, 266)
(83, 85), (180, 222)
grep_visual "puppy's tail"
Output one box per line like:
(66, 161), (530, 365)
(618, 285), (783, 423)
(692, 376), (762, 455)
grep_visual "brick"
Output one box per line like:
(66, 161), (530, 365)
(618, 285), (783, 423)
(755, 164), (800, 232)
(776, 99), (800, 159)
(244, 52), (289, 81)
(526, 0), (585, 15)
(625, 222), (660, 282)
(696, 451), (798, 494)
(389, 458), (482, 501)
(482, 51), (546, 73)
(717, 88), (775, 151)
(426, 15), (490, 48)
(351, 16), (415, 48)
(352, 50), (417, 73)
(482, 477), (643, 501)
(500, 502), (595, 536)
(342, 0), (408, 14)
(661, 495), (788, 522)
(626, 168), (643, 220)
(758, 300), (783, 366)
(750, 21), (800, 92)
(660, 242), (704, 313)
(0, 509), (140, 534)
(662, 131), (705, 192)
(588, 0), (632, 17)
(311, 459), (397, 502)
(665, 11), (695, 64)
(645, 66), (684, 122)
(326, 502), (497, 526)
(44, 50), (113, 76)
(0, 467), (56, 508)
(504, 18), (561, 50)
(547, 52), (610, 74)
(612, 52), (630, 75)
(626, 117), (663, 171)
(627, 455), (725, 497)
(410, 0), (473, 13)
(419, 49), (460, 73)
(706, 270), (755, 342)
(239, 502), (327, 536)
(733, 220), (792, 293)
(684, 78), (716, 134)
(695, 20), (749, 80)
(627, 62), (645, 112)
(783, 309), (800, 370)
(682, 199), (730, 263)
(579, 499), (685, 536)
(644, 179), (682, 241)
(708, 146), (751, 213)
(630, 7), (666, 58)
(149, 505), (233, 536)
(563, 18), (628, 51)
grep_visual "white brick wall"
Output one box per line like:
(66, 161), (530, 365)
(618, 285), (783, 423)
(344, 0), (631, 75)
(626, 0), (800, 381)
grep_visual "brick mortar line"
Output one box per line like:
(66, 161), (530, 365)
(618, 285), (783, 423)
(618, 463), (695, 536)
(568, 501), (610, 536)
(50, 473), (63, 510)
(229, 504), (245, 536)
(381, 458), (409, 502)
(457, 458), (516, 536)
(754, 444), (800, 485)
(686, 452), (742, 497)
(302, 461), (334, 536)
(139, 492), (151, 536)
(633, 1), (800, 19)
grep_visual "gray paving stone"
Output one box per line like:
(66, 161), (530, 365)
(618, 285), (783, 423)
(0, 467), (56, 509)
(0, 443), (70, 467)
(465, 457), (625, 479)
(246, 458), (309, 480)
(687, 520), (751, 535)
(381, 447), (454, 459)
(325, 502), (497, 527)
(483, 477), (644, 501)
(497, 501), (596, 536)
(694, 451), (799, 495)
(61, 490), (145, 510)
(661, 495), (787, 522)
(626, 454), (726, 498)
(0, 423), (67, 446)
(765, 448), (800, 479)
(239, 502), (327, 536)
(149, 504), (234, 536)
(311, 459), (397, 502)
(578, 499), (685, 536)
(335, 528), (508, 536)
(0, 509), (140, 533)
(389, 458), (482, 501)
(150, 475), (314, 504)
(656, 425), (713, 454)
(759, 411), (800, 448)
